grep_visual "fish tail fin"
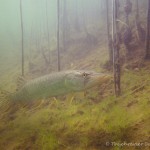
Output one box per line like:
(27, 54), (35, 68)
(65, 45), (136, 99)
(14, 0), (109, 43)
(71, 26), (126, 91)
(0, 89), (12, 113)
(16, 75), (27, 90)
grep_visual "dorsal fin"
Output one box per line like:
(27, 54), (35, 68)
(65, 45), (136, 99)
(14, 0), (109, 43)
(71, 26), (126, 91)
(16, 76), (27, 90)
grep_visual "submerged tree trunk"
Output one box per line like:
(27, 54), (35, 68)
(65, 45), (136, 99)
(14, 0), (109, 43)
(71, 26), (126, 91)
(46, 0), (51, 65)
(112, 0), (121, 96)
(124, 0), (132, 25)
(63, 0), (68, 51)
(145, 0), (150, 59)
(20, 0), (24, 76)
(81, 0), (88, 34)
(136, 0), (139, 21)
(57, 0), (61, 71)
(106, 0), (113, 64)
(74, 0), (80, 32)
(134, 0), (146, 43)
(123, 0), (132, 56)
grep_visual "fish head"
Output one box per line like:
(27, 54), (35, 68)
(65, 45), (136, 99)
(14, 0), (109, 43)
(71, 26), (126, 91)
(84, 71), (112, 89)
(65, 70), (112, 92)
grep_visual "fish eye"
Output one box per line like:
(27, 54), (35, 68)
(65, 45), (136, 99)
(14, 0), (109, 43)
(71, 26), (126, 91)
(82, 72), (88, 77)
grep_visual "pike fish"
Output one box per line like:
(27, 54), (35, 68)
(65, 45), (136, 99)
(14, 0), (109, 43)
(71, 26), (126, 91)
(1, 70), (111, 103)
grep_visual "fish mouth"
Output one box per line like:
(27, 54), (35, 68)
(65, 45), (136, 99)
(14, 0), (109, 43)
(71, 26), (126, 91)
(97, 74), (112, 83)
(85, 73), (112, 89)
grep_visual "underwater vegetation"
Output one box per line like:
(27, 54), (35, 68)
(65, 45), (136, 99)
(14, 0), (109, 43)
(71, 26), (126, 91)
(0, 68), (150, 150)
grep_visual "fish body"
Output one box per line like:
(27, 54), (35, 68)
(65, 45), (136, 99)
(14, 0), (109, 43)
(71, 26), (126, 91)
(10, 70), (111, 102)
